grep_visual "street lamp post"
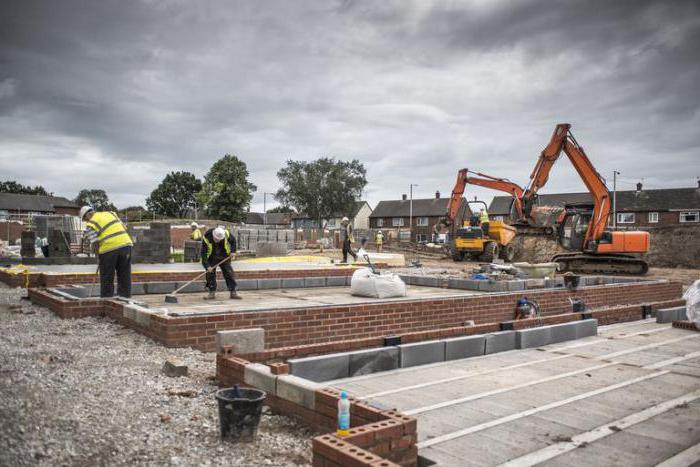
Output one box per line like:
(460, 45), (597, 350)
(612, 171), (620, 229)
(409, 183), (418, 242)
(263, 192), (275, 226)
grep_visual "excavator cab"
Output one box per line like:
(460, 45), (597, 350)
(557, 204), (592, 252)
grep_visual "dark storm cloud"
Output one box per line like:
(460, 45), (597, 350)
(1, 0), (698, 209)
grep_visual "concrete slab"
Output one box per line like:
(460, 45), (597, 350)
(288, 353), (350, 382)
(399, 340), (446, 368)
(657, 306), (687, 323)
(484, 331), (516, 354)
(445, 335), (486, 360)
(276, 374), (320, 410)
(516, 326), (552, 348)
(215, 328), (264, 354)
(549, 322), (578, 344)
(348, 347), (400, 377)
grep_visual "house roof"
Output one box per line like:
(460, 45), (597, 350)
(245, 212), (291, 225)
(0, 193), (80, 213)
(370, 197), (471, 218)
(488, 187), (700, 215)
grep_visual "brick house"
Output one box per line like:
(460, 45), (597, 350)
(291, 201), (372, 230)
(0, 193), (81, 217)
(369, 191), (470, 243)
(488, 182), (700, 228)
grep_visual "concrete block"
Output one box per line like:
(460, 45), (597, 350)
(600, 276), (614, 284)
(304, 277), (326, 288)
(130, 283), (146, 296)
(258, 278), (282, 290)
(288, 353), (350, 382)
(215, 328), (265, 354)
(448, 279), (480, 290)
(348, 347), (399, 376)
(577, 319), (598, 338)
(478, 281), (508, 292)
(175, 281), (206, 294)
(162, 358), (188, 377)
(244, 363), (277, 395)
(485, 331), (516, 354)
(549, 322), (578, 344)
(525, 279), (546, 289)
(123, 304), (137, 321)
(545, 278), (565, 288)
(613, 277), (637, 284)
(506, 280), (526, 291)
(134, 309), (152, 326)
(276, 375), (319, 410)
(235, 279), (258, 291)
(399, 275), (415, 285)
(413, 276), (439, 288)
(399, 340), (445, 368)
(345, 275), (352, 286)
(516, 326), (552, 349)
(282, 278), (305, 289)
(145, 282), (176, 294)
(326, 276), (347, 287)
(445, 335), (486, 360)
(657, 307), (687, 324)
(61, 286), (88, 298)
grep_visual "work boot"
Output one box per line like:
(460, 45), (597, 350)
(230, 290), (242, 300)
(204, 290), (216, 300)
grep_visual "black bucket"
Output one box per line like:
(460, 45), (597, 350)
(215, 387), (266, 442)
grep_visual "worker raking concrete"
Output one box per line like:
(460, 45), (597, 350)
(80, 206), (133, 298)
(340, 217), (357, 264)
(202, 226), (241, 300)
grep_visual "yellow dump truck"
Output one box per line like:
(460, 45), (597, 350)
(450, 201), (517, 262)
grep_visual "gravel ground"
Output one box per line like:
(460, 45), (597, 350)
(0, 283), (314, 467)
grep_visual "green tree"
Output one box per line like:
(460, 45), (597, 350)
(74, 189), (116, 211)
(118, 205), (152, 222)
(275, 158), (367, 227)
(197, 155), (256, 222)
(266, 205), (295, 213)
(0, 180), (50, 195)
(146, 171), (202, 218)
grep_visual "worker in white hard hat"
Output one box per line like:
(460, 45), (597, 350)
(80, 205), (133, 298)
(190, 222), (202, 241)
(201, 225), (240, 300)
(340, 216), (356, 263)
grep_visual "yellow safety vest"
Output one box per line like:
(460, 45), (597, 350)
(86, 211), (133, 254)
(202, 229), (231, 259)
(480, 211), (489, 223)
(375, 232), (384, 243)
(191, 229), (202, 240)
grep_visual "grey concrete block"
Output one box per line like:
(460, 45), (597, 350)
(130, 283), (146, 296)
(145, 282), (176, 294)
(348, 347), (399, 376)
(507, 280), (526, 291)
(445, 335), (486, 360)
(288, 353), (350, 382)
(134, 309), (152, 326)
(656, 306), (687, 324)
(399, 275), (415, 285)
(600, 276), (614, 284)
(613, 277), (637, 284)
(258, 278), (282, 290)
(516, 326), (552, 349)
(276, 375), (319, 409)
(448, 279), (480, 290)
(525, 279), (546, 289)
(235, 279), (258, 291)
(176, 281), (206, 294)
(244, 363), (277, 395)
(485, 331), (516, 354)
(282, 278), (305, 289)
(545, 278), (565, 288)
(123, 305), (137, 321)
(549, 322), (578, 344)
(162, 358), (188, 377)
(478, 281), (509, 292)
(413, 276), (439, 288)
(345, 275), (352, 286)
(60, 286), (88, 298)
(577, 319), (598, 338)
(216, 328), (265, 354)
(326, 276), (347, 287)
(399, 340), (445, 368)
(304, 277), (326, 288)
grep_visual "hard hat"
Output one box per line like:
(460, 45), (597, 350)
(342, 217), (349, 222)
(190, 222), (198, 228)
(212, 227), (226, 241)
(79, 206), (94, 220)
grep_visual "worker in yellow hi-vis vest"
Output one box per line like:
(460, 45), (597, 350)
(190, 222), (203, 240)
(479, 208), (490, 237)
(81, 206), (133, 298)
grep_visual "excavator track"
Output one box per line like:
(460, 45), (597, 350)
(552, 252), (649, 275)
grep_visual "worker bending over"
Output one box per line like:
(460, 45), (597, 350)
(340, 217), (357, 263)
(201, 226), (241, 300)
(375, 230), (384, 252)
(190, 222), (202, 240)
(81, 206), (133, 298)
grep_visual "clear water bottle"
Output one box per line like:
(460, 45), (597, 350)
(337, 391), (350, 437)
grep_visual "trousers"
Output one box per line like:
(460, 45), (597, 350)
(205, 259), (237, 291)
(99, 246), (132, 298)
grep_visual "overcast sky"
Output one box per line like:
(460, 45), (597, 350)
(1, 0), (699, 212)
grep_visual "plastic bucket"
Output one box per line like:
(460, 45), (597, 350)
(215, 387), (266, 442)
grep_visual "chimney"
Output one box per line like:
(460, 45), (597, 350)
(435, 191), (440, 199)
(636, 182), (643, 192)
(402, 194), (407, 201)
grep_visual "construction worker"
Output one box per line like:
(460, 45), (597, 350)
(190, 222), (202, 241)
(340, 217), (357, 263)
(479, 208), (490, 236)
(375, 230), (384, 252)
(80, 206), (133, 298)
(201, 226), (241, 300)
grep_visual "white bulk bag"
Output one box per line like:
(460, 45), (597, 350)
(350, 268), (406, 298)
(682, 279), (700, 326)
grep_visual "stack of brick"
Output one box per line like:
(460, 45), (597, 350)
(130, 222), (171, 263)
(47, 228), (72, 257)
(20, 231), (36, 258)
(183, 240), (200, 262)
